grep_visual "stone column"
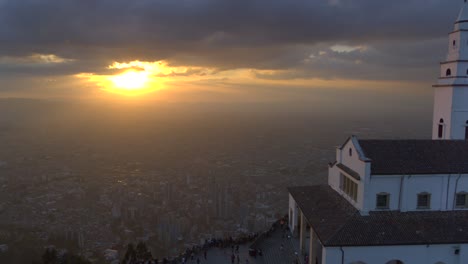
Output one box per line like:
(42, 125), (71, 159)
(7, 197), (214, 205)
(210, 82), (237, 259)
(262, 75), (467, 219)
(299, 210), (306, 255)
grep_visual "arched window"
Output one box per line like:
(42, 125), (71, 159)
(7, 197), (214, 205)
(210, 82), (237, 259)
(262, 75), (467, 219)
(446, 68), (452, 76)
(466, 68), (468, 75)
(453, 40), (457, 47)
(438, 119), (444, 139)
(349, 148), (353, 157)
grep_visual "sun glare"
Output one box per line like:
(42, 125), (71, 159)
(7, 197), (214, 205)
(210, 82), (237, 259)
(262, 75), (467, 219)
(110, 71), (149, 90)
(76, 60), (217, 97)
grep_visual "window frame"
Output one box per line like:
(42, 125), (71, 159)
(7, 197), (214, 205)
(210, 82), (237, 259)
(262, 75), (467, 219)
(376, 193), (390, 209)
(417, 192), (431, 209)
(339, 173), (358, 202)
(455, 192), (468, 208)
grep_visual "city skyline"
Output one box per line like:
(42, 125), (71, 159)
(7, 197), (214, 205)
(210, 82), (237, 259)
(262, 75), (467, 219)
(1, 1), (465, 263)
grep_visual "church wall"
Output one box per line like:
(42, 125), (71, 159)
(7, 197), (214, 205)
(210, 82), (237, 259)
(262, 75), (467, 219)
(328, 166), (342, 189)
(399, 174), (445, 211)
(328, 165), (340, 193)
(447, 31), (462, 62)
(448, 174), (468, 210)
(450, 87), (468, 139)
(437, 61), (468, 85)
(329, 138), (368, 211)
(440, 62), (460, 78)
(288, 193), (299, 234)
(322, 244), (468, 264)
(340, 139), (366, 178)
(366, 174), (468, 212)
(433, 87), (453, 139)
(328, 164), (363, 210)
(367, 175), (401, 211)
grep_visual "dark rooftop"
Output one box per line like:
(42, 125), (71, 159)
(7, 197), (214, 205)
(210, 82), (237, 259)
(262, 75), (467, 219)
(336, 163), (361, 180)
(358, 139), (468, 175)
(289, 185), (468, 247)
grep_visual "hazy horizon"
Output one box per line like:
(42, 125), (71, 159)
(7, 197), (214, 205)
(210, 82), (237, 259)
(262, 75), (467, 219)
(0, 0), (455, 262)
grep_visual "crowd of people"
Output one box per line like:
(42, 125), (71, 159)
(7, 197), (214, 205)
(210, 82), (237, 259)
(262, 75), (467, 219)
(127, 232), (259, 264)
(125, 217), (289, 264)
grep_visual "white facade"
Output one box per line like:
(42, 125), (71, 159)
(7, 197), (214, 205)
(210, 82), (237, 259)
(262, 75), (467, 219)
(327, 137), (468, 214)
(323, 244), (468, 264)
(366, 173), (468, 212)
(288, 193), (299, 234)
(288, 2), (468, 263)
(433, 1), (468, 140)
(328, 137), (371, 213)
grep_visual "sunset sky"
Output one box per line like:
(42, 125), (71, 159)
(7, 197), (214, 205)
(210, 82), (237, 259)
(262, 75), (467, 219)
(0, 0), (462, 104)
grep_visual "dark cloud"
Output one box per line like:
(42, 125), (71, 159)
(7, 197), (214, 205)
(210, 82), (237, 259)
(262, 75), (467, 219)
(0, 0), (461, 81)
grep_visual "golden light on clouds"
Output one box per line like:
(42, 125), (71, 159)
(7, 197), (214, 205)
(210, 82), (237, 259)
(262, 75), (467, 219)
(77, 60), (218, 96)
(0, 53), (73, 65)
(74, 58), (424, 100)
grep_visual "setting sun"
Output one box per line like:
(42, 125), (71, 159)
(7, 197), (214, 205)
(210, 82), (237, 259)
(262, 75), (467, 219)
(110, 70), (149, 90)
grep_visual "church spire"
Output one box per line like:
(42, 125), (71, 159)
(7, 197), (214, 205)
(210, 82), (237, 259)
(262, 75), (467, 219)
(456, 0), (468, 30)
(432, 0), (468, 140)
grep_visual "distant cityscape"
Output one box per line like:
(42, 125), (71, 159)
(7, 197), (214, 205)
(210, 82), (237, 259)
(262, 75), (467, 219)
(0, 101), (430, 262)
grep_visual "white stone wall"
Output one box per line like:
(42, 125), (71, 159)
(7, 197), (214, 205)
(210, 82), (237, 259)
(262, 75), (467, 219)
(433, 87), (453, 140)
(446, 31), (464, 62)
(322, 244), (468, 264)
(366, 174), (468, 212)
(329, 138), (468, 213)
(433, 8), (468, 140)
(449, 87), (468, 139)
(288, 193), (299, 233)
(328, 138), (370, 213)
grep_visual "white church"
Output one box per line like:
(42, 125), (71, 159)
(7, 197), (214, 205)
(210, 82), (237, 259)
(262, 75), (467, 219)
(288, 2), (468, 264)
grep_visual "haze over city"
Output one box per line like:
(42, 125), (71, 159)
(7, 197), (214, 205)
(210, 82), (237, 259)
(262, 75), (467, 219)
(0, 0), (462, 264)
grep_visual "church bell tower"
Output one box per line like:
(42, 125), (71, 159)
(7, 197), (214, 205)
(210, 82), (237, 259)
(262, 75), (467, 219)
(433, 0), (468, 140)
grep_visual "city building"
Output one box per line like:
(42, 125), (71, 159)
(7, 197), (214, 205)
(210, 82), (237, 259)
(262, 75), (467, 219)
(288, 2), (468, 264)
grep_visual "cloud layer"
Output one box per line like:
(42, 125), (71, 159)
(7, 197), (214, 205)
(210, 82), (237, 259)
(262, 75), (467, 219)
(0, 0), (462, 96)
